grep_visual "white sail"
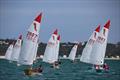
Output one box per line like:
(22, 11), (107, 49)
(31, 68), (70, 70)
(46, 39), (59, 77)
(18, 13), (42, 65)
(33, 42), (38, 61)
(68, 44), (78, 61)
(90, 20), (110, 65)
(80, 25), (100, 63)
(54, 35), (60, 61)
(11, 35), (22, 62)
(5, 44), (14, 60)
(43, 29), (58, 63)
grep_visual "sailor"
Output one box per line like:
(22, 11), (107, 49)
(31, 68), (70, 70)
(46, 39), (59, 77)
(31, 65), (43, 74)
(94, 64), (103, 69)
(24, 67), (32, 75)
(103, 63), (109, 71)
(94, 64), (103, 72)
(55, 61), (60, 69)
(52, 61), (59, 69)
(37, 65), (43, 73)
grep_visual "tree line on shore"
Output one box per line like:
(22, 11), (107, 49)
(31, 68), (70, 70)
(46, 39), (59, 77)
(0, 39), (120, 57)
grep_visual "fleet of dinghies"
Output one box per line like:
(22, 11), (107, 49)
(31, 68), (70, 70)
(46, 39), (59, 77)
(4, 12), (111, 74)
(80, 20), (110, 72)
(5, 35), (22, 62)
(90, 20), (110, 65)
(5, 13), (42, 67)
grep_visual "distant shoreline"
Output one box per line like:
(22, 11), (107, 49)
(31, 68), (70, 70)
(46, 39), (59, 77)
(0, 56), (120, 60)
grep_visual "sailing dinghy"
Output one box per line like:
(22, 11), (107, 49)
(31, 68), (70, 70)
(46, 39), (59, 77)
(90, 20), (110, 65)
(18, 13), (43, 76)
(80, 20), (110, 72)
(11, 35), (22, 62)
(68, 43), (78, 62)
(43, 29), (58, 64)
(5, 43), (14, 61)
(18, 13), (42, 65)
(89, 20), (110, 72)
(80, 25), (100, 63)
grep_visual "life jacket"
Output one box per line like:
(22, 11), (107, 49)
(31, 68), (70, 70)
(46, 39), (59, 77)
(103, 64), (109, 70)
(24, 69), (32, 75)
(95, 65), (99, 69)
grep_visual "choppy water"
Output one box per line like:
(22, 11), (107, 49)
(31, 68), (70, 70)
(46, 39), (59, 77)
(0, 59), (120, 80)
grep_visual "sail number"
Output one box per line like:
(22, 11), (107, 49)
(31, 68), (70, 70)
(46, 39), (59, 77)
(88, 39), (95, 45)
(97, 36), (105, 44)
(26, 31), (38, 42)
(48, 42), (55, 47)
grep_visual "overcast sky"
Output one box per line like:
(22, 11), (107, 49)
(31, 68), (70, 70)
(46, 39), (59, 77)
(0, 0), (120, 43)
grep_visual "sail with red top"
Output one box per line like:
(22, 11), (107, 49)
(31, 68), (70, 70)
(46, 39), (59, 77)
(11, 35), (22, 62)
(43, 29), (58, 63)
(18, 13), (42, 65)
(80, 25), (100, 63)
(90, 20), (110, 65)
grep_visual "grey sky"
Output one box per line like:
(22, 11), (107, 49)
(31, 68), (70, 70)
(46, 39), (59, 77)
(0, 0), (120, 43)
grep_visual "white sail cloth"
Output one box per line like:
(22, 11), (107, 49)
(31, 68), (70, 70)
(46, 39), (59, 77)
(90, 22), (110, 65)
(43, 33), (57, 63)
(18, 13), (42, 65)
(33, 42), (38, 61)
(80, 25), (100, 63)
(5, 44), (14, 60)
(68, 44), (78, 61)
(80, 20), (110, 65)
(11, 35), (22, 62)
(54, 35), (60, 62)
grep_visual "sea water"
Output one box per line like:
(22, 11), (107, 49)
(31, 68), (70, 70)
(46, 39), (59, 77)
(0, 59), (120, 80)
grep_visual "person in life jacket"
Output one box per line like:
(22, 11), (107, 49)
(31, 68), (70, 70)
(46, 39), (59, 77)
(24, 67), (32, 75)
(94, 65), (99, 69)
(32, 65), (43, 73)
(52, 61), (59, 69)
(37, 65), (43, 73)
(103, 63), (109, 71)
(94, 65), (103, 72)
